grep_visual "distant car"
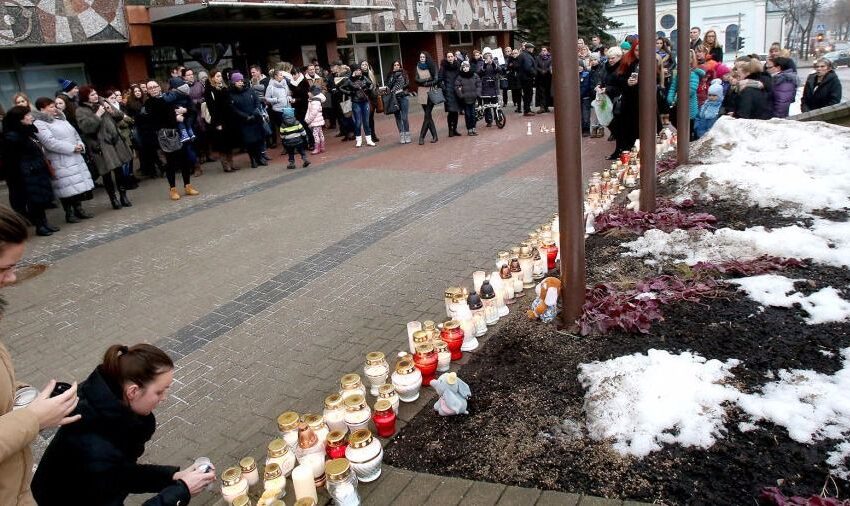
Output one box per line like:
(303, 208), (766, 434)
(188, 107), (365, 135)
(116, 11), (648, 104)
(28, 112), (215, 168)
(832, 41), (850, 51)
(822, 51), (850, 67)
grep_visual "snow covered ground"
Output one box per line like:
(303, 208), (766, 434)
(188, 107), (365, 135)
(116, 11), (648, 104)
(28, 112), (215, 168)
(580, 118), (850, 476)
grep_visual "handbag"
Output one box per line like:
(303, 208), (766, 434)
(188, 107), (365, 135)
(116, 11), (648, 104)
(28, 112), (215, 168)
(499, 78), (509, 90)
(341, 98), (353, 116)
(383, 93), (399, 115)
(427, 87), (445, 105)
(157, 128), (182, 153)
(200, 101), (212, 124)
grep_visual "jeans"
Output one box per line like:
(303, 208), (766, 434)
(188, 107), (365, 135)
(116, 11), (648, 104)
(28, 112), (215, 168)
(581, 97), (592, 132)
(393, 94), (410, 133)
(286, 144), (307, 162)
(352, 101), (371, 136)
(462, 102), (476, 130)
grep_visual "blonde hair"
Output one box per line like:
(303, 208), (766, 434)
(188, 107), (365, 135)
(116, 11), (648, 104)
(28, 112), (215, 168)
(606, 46), (623, 59)
(740, 58), (763, 76)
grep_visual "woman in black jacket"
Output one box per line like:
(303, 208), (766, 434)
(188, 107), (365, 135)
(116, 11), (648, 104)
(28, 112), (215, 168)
(204, 70), (240, 172)
(478, 50), (502, 127)
(385, 61), (411, 143)
(415, 51), (440, 144)
(339, 66), (375, 147)
(32, 343), (215, 506)
(455, 60), (482, 135)
(734, 59), (773, 119)
(1, 106), (59, 236)
(801, 58), (843, 112)
(439, 52), (462, 137)
(229, 72), (267, 167)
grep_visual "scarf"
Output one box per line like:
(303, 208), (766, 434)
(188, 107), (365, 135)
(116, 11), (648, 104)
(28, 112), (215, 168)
(541, 53), (552, 61)
(417, 62), (430, 70)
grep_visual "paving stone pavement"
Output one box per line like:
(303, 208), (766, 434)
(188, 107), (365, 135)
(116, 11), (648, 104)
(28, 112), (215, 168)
(2, 109), (637, 505)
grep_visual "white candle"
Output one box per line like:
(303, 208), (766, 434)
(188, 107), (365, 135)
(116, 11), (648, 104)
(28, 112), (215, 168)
(292, 464), (318, 502)
(472, 271), (486, 294)
(406, 321), (422, 355)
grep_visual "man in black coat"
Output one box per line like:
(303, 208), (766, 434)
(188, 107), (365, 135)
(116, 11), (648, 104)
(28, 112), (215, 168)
(518, 42), (537, 116)
(535, 46), (553, 113)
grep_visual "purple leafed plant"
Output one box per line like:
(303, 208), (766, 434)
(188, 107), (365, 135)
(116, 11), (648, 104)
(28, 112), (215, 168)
(594, 204), (717, 235)
(692, 256), (805, 276)
(656, 156), (680, 175)
(578, 275), (720, 335)
(760, 487), (850, 506)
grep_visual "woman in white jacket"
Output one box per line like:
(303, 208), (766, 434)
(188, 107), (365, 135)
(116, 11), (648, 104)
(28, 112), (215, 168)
(264, 69), (291, 151)
(32, 97), (95, 223)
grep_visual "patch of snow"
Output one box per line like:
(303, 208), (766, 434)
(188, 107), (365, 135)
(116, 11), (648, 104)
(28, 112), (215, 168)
(821, 349), (837, 358)
(738, 422), (758, 432)
(578, 349), (741, 457)
(730, 275), (850, 324)
(622, 220), (850, 268)
(827, 441), (850, 479)
(673, 117), (850, 215)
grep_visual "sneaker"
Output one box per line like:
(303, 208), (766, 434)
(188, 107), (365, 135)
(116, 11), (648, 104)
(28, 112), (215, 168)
(169, 187), (181, 201)
(179, 132), (191, 143)
(184, 184), (200, 196)
(303, 160), (311, 168)
(287, 162), (296, 170)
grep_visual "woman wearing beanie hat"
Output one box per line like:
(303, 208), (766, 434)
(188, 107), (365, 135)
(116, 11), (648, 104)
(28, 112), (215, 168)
(75, 86), (134, 210)
(454, 59), (482, 135)
(228, 72), (267, 167)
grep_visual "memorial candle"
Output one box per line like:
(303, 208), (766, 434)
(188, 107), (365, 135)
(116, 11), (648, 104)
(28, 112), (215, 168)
(291, 464), (318, 502)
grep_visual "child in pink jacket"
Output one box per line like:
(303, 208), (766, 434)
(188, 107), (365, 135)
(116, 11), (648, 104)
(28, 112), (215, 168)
(305, 85), (326, 154)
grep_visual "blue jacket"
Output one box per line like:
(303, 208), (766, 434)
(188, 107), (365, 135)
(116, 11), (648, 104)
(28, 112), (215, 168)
(667, 68), (705, 119)
(694, 99), (723, 138)
(579, 70), (593, 99)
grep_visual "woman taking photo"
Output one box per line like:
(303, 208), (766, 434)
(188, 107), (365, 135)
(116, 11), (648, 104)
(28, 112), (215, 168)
(205, 70), (239, 172)
(339, 66), (375, 147)
(32, 343), (216, 505)
(1, 107), (60, 236)
(0, 205), (82, 504)
(359, 60), (380, 143)
(439, 52), (461, 137)
(385, 60), (411, 144)
(415, 51), (440, 144)
(76, 86), (133, 210)
(32, 97), (95, 224)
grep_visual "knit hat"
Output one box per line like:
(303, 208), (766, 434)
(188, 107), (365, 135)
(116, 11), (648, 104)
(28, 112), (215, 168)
(281, 107), (295, 119)
(176, 83), (190, 94)
(461, 60), (471, 68)
(230, 72), (244, 83)
(309, 85), (322, 95)
(620, 41), (632, 51)
(58, 78), (78, 93)
(714, 63), (731, 80)
(708, 79), (724, 98)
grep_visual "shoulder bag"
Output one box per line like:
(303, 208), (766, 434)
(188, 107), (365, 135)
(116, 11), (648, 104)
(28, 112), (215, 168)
(157, 128), (182, 153)
(427, 87), (445, 105)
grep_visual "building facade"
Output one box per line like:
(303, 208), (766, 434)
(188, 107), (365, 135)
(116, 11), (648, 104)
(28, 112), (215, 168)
(604, 0), (786, 61)
(1, 0), (515, 104)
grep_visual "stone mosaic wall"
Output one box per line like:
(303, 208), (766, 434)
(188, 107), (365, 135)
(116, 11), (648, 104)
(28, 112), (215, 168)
(347, 0), (517, 32)
(0, 0), (127, 46)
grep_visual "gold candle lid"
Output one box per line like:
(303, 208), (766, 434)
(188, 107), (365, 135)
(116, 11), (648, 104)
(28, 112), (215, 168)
(344, 394), (366, 411)
(498, 251), (510, 261)
(412, 330), (429, 345)
(277, 411), (300, 432)
(519, 246), (532, 259)
(232, 495), (251, 506)
(325, 458), (352, 481)
(340, 373), (361, 389)
(414, 343), (435, 355)
(443, 320), (460, 330)
(374, 399), (392, 413)
(267, 438), (290, 458)
(264, 496), (285, 506)
(239, 456), (256, 473)
(377, 383), (396, 397)
(348, 428), (374, 449)
(295, 499), (318, 506)
(264, 462), (282, 480)
(221, 466), (243, 487)
(395, 358), (415, 374)
(324, 393), (344, 410)
(433, 339), (448, 352)
(303, 413), (325, 431)
(365, 351), (385, 365)
(327, 429), (348, 446)
(444, 286), (463, 299)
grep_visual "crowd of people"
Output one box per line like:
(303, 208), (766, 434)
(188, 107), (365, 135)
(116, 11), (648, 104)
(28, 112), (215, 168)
(0, 31), (844, 237)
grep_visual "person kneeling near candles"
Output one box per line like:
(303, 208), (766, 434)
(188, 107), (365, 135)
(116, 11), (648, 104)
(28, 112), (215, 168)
(31, 344), (216, 505)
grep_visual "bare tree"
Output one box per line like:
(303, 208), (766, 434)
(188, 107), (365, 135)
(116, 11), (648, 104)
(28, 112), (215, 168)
(777, 0), (826, 57)
(829, 0), (850, 40)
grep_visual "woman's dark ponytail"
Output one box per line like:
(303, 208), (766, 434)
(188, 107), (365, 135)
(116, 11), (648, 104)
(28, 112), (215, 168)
(101, 343), (174, 389)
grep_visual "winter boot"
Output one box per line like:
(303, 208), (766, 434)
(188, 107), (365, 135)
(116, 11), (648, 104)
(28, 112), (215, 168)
(119, 190), (132, 207)
(303, 159), (311, 168)
(73, 203), (93, 219)
(107, 191), (121, 210)
(355, 136), (363, 148)
(184, 184), (200, 196)
(169, 187), (181, 201)
(63, 202), (80, 224)
(365, 135), (376, 147)
(311, 144), (321, 155)
(287, 162), (296, 170)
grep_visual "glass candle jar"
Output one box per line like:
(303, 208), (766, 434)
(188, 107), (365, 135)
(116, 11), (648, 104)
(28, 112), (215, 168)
(303, 414), (329, 447)
(291, 464), (318, 503)
(545, 240), (558, 270)
(530, 245), (546, 281)
(499, 264), (515, 304)
(466, 292), (488, 338)
(323, 394), (347, 433)
(489, 273), (510, 317)
(343, 394), (371, 432)
(276, 411), (301, 451)
(239, 456), (260, 487)
(232, 495), (252, 506)
(340, 374), (367, 403)
(479, 279), (499, 325)
(411, 330), (430, 350)
(326, 458), (361, 506)
(472, 270), (486, 295)
(221, 467), (249, 504)
(391, 358), (422, 402)
(372, 399), (397, 438)
(510, 249), (525, 297)
(433, 340), (451, 372)
(294, 499), (317, 506)
(422, 320), (440, 342)
(377, 383), (400, 414)
(439, 320), (464, 360)
(295, 423), (326, 487)
(519, 246), (535, 288)
(266, 438), (297, 477)
(363, 352), (389, 396)
(406, 320), (422, 354)
(262, 462), (286, 500)
(444, 287), (463, 318)
(413, 343), (438, 385)
(326, 429), (349, 460)
(345, 429), (383, 483)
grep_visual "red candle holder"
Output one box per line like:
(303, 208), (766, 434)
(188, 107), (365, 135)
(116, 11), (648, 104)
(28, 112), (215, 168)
(440, 320), (464, 361)
(325, 430), (348, 460)
(546, 242), (558, 271)
(413, 343), (438, 385)
(372, 399), (397, 438)
(620, 151), (631, 164)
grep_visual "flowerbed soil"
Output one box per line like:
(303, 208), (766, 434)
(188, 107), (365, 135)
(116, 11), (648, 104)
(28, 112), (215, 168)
(384, 203), (850, 504)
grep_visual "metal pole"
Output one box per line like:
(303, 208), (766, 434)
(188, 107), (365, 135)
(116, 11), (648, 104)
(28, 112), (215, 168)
(676, 0), (690, 165)
(638, 0), (656, 212)
(549, 0), (585, 329)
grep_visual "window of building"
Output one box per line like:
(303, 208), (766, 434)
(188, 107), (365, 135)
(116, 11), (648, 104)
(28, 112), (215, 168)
(480, 35), (498, 50)
(0, 64), (86, 107)
(337, 34), (403, 86)
(660, 14), (676, 30)
(448, 31), (473, 46)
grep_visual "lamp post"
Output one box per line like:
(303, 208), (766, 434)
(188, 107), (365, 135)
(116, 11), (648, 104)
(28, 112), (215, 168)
(676, 0), (691, 164)
(549, 0), (585, 329)
(638, 0), (657, 212)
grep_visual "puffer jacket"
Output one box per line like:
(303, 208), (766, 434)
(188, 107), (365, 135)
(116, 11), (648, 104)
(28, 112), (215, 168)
(479, 61), (502, 97)
(75, 101), (133, 177)
(667, 68), (705, 119)
(33, 111), (95, 199)
(454, 70), (482, 104)
(772, 69), (799, 118)
(265, 78), (291, 113)
(305, 94), (326, 128)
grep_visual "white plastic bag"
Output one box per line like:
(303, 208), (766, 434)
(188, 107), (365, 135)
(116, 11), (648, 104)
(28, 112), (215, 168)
(592, 91), (614, 127)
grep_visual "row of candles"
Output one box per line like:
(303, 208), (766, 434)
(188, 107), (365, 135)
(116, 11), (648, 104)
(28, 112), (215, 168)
(214, 217), (565, 505)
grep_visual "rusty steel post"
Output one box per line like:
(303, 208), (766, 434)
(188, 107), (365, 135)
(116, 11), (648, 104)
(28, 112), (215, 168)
(677, 0), (691, 164)
(638, 0), (657, 212)
(549, 0), (585, 328)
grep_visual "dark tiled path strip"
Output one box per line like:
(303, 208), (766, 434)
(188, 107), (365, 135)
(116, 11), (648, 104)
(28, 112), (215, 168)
(158, 139), (555, 360)
(24, 142), (408, 266)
